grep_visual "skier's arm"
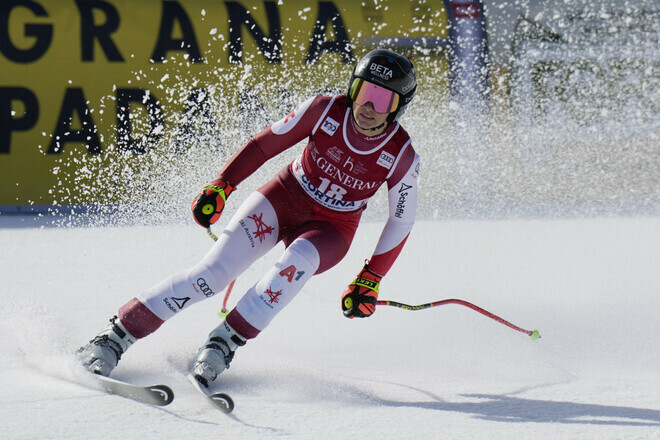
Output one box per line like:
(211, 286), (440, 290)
(368, 148), (420, 276)
(191, 96), (327, 228)
(218, 96), (323, 186)
(341, 148), (420, 318)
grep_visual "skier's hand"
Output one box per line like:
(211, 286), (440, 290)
(191, 178), (234, 228)
(341, 264), (382, 318)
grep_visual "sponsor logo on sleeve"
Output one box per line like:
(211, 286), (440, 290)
(395, 183), (412, 218)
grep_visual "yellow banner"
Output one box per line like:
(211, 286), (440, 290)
(0, 0), (450, 209)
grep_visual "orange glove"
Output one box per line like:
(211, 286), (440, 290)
(341, 264), (382, 318)
(191, 179), (234, 228)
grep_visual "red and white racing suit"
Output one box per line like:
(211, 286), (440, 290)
(119, 95), (420, 340)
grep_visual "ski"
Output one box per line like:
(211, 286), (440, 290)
(95, 375), (174, 406)
(188, 374), (235, 414)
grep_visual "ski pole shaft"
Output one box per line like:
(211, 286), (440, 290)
(207, 227), (219, 242)
(219, 279), (236, 317)
(206, 227), (540, 340)
(376, 299), (540, 340)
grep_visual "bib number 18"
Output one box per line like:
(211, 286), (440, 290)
(317, 177), (347, 200)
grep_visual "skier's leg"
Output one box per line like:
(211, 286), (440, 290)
(191, 236), (320, 387)
(128, 190), (279, 331)
(227, 220), (354, 337)
(192, 220), (355, 388)
(78, 191), (279, 375)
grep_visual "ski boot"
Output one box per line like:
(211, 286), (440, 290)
(77, 316), (136, 376)
(191, 321), (245, 389)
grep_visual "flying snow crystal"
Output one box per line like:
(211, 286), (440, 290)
(48, 0), (659, 226)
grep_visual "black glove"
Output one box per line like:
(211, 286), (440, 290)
(341, 264), (382, 318)
(191, 178), (234, 228)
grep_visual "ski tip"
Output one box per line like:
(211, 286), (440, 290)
(529, 329), (541, 340)
(94, 375), (175, 406)
(150, 384), (175, 406)
(210, 393), (234, 414)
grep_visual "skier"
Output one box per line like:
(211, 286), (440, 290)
(78, 49), (421, 391)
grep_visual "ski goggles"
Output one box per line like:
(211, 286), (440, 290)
(349, 78), (400, 114)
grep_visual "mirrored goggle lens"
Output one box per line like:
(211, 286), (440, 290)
(349, 79), (399, 113)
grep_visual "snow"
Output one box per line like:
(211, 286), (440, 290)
(1, 215), (659, 439)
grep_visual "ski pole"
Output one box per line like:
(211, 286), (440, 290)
(219, 279), (236, 318)
(206, 227), (236, 318)
(207, 227), (219, 242)
(377, 299), (540, 340)
(206, 227), (540, 340)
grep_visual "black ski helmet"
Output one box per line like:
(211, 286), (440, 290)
(347, 49), (417, 123)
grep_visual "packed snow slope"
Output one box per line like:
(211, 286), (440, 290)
(0, 215), (659, 439)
